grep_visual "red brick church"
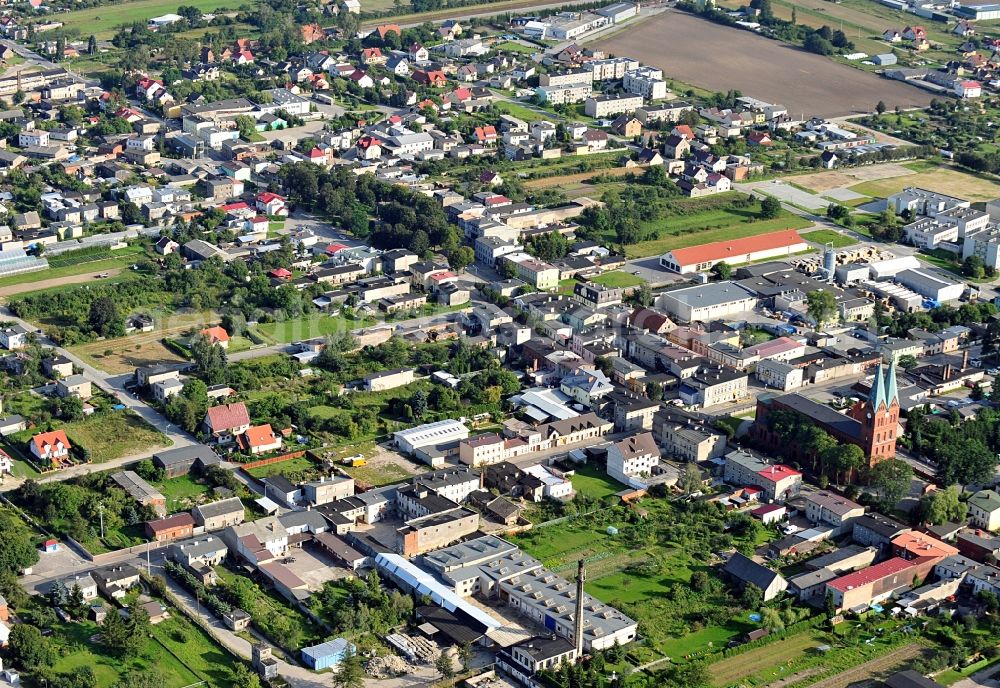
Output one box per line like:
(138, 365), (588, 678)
(753, 361), (900, 466)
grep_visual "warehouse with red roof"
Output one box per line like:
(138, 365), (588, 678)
(658, 229), (807, 274)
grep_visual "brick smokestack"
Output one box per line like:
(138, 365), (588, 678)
(575, 559), (586, 658)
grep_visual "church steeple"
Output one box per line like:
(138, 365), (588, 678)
(885, 359), (898, 407)
(869, 362), (887, 411)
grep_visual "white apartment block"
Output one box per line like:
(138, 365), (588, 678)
(538, 70), (594, 87)
(963, 226), (1000, 271)
(584, 93), (644, 118)
(536, 83), (593, 105)
(588, 57), (640, 81)
(623, 67), (668, 100)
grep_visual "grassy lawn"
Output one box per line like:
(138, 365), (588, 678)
(591, 270), (644, 288)
(49, 618), (203, 688)
(150, 613), (242, 686)
(801, 229), (858, 248)
(709, 630), (824, 686)
(622, 196), (814, 259)
(62, 411), (170, 463)
(246, 454), (320, 478)
(54, 0), (249, 38)
(252, 314), (374, 344)
(495, 100), (546, 123)
(495, 41), (538, 54)
(0, 255), (136, 291)
(571, 462), (624, 501)
(155, 474), (214, 512)
(661, 620), (756, 661)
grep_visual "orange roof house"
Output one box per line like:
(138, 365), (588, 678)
(658, 229), (806, 275)
(200, 326), (230, 348)
(30, 429), (72, 462)
(238, 424), (282, 454)
(301, 23), (325, 44)
(375, 24), (402, 39)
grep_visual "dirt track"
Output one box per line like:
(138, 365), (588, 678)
(592, 11), (936, 118)
(0, 268), (124, 298)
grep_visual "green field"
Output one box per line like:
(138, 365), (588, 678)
(251, 314), (373, 344)
(591, 270), (644, 288)
(52, 0), (249, 38)
(801, 229), (858, 248)
(156, 474), (214, 511)
(48, 615), (219, 688)
(494, 41), (538, 54)
(62, 411), (170, 463)
(570, 462), (624, 501)
(495, 100), (547, 123)
(246, 454), (319, 478)
(709, 630), (825, 686)
(0, 255), (140, 292)
(627, 211), (813, 259)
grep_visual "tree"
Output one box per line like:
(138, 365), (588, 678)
(761, 607), (785, 632)
(918, 485), (967, 525)
(88, 35), (98, 55)
(410, 389), (428, 420)
(120, 201), (143, 225)
(712, 262), (733, 280)
(679, 462), (704, 495)
(898, 354), (919, 370)
(646, 381), (664, 402)
(636, 283), (653, 307)
(689, 570), (710, 592)
(759, 195), (781, 219)
(876, 100), (886, 115)
(742, 583), (764, 609)
(436, 651), (455, 682)
(458, 642), (473, 672)
(231, 665), (262, 688)
(867, 458), (913, 513)
(88, 296), (121, 337)
(448, 246), (474, 272)
(0, 509), (39, 576)
(806, 290), (837, 328)
(9, 624), (56, 669)
(963, 255), (986, 279)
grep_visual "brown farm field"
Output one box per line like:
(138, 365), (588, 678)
(591, 11), (936, 117)
(69, 311), (218, 374)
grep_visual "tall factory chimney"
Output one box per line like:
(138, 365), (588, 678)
(574, 559), (586, 658)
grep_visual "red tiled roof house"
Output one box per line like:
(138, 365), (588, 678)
(203, 402), (251, 442)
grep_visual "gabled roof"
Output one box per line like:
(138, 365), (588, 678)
(31, 429), (71, 454)
(667, 229), (804, 268)
(723, 552), (784, 590)
(205, 402), (250, 432)
(240, 424), (279, 450)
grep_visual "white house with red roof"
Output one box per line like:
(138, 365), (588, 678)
(409, 43), (428, 61)
(0, 448), (13, 475)
(349, 70), (375, 88)
(356, 135), (382, 160)
(256, 192), (287, 217)
(238, 424), (282, 455)
(955, 80), (982, 98)
(473, 125), (498, 145)
(203, 402), (251, 441)
(233, 50), (254, 65)
(200, 326), (230, 349)
(136, 77), (165, 101)
(30, 430), (72, 463)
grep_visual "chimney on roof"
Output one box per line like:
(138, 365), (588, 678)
(574, 559), (586, 659)
(963, 349), (969, 370)
(943, 363), (953, 381)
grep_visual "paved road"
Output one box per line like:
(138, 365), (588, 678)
(0, 306), (199, 488)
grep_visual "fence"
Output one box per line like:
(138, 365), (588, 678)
(238, 450), (307, 471)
